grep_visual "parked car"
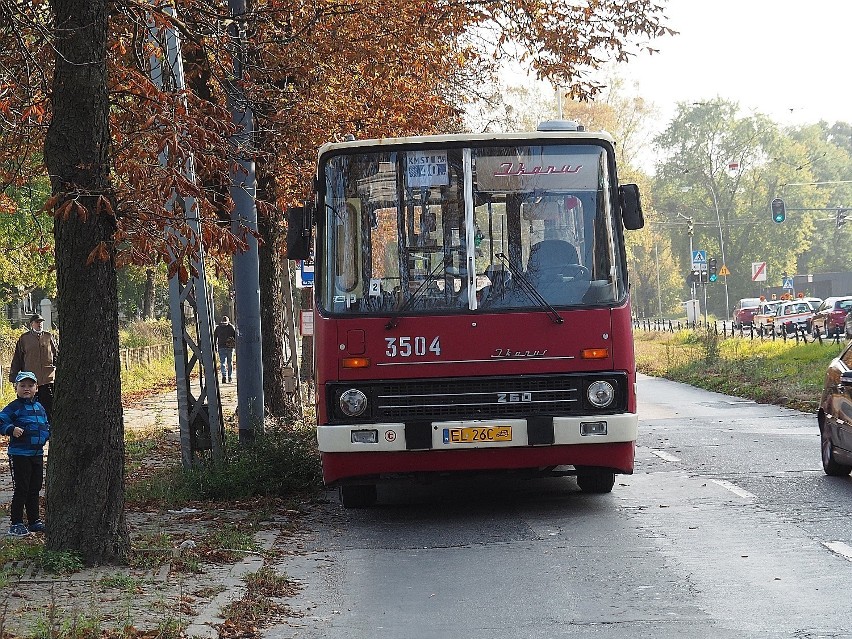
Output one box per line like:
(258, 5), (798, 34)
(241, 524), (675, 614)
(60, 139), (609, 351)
(804, 297), (823, 310)
(812, 296), (852, 338)
(817, 344), (852, 476)
(774, 300), (815, 336)
(732, 297), (761, 328)
(752, 300), (783, 333)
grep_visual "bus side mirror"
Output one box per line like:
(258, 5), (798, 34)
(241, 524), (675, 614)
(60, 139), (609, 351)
(286, 203), (314, 261)
(620, 184), (644, 230)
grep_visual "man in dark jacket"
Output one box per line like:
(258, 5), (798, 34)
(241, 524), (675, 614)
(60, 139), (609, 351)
(9, 314), (57, 422)
(213, 316), (236, 383)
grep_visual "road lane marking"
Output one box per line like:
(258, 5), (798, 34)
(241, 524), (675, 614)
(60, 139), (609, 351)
(709, 479), (756, 500)
(650, 449), (681, 462)
(823, 541), (852, 562)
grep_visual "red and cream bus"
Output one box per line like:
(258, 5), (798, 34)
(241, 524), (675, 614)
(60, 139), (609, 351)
(289, 121), (645, 507)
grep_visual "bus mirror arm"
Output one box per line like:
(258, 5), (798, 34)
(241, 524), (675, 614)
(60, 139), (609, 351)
(495, 253), (564, 325)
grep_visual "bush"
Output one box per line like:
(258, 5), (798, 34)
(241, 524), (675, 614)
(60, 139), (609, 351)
(634, 329), (843, 412)
(126, 421), (323, 505)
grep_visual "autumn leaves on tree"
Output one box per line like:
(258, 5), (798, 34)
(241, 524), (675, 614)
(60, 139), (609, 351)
(3, 0), (672, 272)
(0, 0), (670, 562)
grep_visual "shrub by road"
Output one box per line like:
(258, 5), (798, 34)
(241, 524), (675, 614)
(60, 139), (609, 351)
(634, 328), (846, 413)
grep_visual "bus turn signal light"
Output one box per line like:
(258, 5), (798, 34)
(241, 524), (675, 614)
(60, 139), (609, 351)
(342, 357), (370, 369)
(581, 348), (609, 359)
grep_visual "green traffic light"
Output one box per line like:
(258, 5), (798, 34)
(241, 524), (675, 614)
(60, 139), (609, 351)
(709, 274), (718, 282)
(771, 197), (786, 223)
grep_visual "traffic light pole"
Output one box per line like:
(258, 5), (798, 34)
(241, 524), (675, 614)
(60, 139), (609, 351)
(679, 213), (696, 306)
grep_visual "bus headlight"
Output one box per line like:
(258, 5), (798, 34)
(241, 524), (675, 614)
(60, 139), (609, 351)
(587, 380), (615, 408)
(339, 389), (368, 417)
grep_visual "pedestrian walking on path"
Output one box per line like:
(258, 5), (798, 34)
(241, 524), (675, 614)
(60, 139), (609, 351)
(9, 313), (57, 422)
(0, 371), (49, 536)
(213, 316), (236, 383)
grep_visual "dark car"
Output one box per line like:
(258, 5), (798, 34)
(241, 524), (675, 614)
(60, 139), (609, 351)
(818, 344), (852, 477)
(732, 297), (761, 329)
(812, 296), (852, 338)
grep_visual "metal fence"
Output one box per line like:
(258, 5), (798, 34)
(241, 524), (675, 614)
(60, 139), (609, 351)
(633, 318), (849, 346)
(0, 343), (172, 390)
(118, 344), (172, 370)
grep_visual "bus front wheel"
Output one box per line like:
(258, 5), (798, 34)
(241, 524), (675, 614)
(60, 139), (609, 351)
(339, 484), (377, 508)
(575, 467), (615, 494)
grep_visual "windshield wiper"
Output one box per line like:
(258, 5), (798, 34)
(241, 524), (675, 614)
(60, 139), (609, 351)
(495, 252), (564, 325)
(385, 257), (450, 329)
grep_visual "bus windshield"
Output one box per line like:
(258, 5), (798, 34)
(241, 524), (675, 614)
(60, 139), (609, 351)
(317, 142), (626, 316)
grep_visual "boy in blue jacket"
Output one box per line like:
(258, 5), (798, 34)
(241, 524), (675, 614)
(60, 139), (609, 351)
(1, 371), (50, 536)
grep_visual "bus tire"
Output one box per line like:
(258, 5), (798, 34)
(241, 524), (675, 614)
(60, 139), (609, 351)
(575, 467), (615, 494)
(340, 484), (377, 508)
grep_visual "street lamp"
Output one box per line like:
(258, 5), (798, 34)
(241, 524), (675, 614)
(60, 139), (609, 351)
(707, 181), (730, 316)
(683, 169), (731, 317)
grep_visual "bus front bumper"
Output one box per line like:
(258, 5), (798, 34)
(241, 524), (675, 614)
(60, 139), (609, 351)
(317, 414), (637, 484)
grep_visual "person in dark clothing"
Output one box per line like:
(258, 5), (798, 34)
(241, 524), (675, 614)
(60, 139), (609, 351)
(0, 371), (50, 536)
(213, 316), (237, 383)
(9, 313), (57, 423)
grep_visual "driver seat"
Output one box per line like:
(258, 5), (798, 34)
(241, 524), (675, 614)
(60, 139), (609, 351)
(526, 240), (579, 286)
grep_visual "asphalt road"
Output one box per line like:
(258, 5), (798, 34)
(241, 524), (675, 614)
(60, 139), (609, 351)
(270, 375), (852, 639)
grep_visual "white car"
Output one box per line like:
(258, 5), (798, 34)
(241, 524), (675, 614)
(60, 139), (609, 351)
(753, 300), (783, 333)
(774, 300), (815, 336)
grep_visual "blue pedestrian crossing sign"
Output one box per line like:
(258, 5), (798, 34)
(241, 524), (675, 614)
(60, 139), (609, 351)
(782, 276), (794, 290)
(691, 250), (707, 270)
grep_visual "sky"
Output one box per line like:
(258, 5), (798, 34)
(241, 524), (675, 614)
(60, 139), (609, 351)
(612, 0), (852, 128)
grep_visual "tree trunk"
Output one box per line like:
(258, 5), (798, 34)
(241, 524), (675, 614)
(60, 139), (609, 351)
(142, 268), (156, 319)
(256, 161), (291, 417)
(43, 0), (129, 564)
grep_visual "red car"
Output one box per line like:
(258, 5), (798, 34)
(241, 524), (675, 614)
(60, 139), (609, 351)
(811, 296), (852, 338)
(732, 297), (761, 329)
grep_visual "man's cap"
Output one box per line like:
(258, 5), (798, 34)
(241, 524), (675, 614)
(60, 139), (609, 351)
(221, 316), (230, 323)
(14, 371), (37, 384)
(29, 313), (44, 323)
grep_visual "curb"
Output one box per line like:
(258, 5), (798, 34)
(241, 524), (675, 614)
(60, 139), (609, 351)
(183, 529), (279, 638)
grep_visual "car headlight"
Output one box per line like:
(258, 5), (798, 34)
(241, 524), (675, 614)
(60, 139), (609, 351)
(339, 389), (368, 417)
(587, 380), (615, 408)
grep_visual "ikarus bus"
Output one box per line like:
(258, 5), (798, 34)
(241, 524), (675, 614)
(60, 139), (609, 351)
(288, 120), (645, 507)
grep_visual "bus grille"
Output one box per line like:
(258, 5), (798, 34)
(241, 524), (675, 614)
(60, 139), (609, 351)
(327, 374), (626, 423)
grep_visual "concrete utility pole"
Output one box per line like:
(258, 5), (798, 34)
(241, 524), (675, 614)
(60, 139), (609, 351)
(227, 0), (264, 442)
(148, 10), (224, 467)
(708, 183), (730, 316)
